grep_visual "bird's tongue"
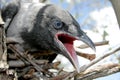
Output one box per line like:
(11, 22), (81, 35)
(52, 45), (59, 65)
(57, 34), (79, 71)
(63, 43), (78, 63)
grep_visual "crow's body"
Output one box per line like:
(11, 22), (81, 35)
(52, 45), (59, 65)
(2, 0), (95, 72)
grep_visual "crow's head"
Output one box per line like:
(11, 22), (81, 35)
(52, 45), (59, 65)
(30, 4), (95, 72)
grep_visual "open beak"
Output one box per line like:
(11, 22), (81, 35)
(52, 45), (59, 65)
(54, 31), (95, 73)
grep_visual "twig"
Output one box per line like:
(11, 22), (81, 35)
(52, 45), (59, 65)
(79, 44), (120, 72)
(8, 44), (45, 73)
(8, 60), (48, 67)
(8, 53), (18, 59)
(77, 63), (120, 80)
(42, 61), (61, 70)
(17, 66), (34, 78)
(75, 49), (96, 60)
(23, 68), (35, 79)
(77, 41), (109, 49)
(75, 41), (109, 60)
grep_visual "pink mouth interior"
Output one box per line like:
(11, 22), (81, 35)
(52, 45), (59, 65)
(56, 33), (80, 72)
(57, 34), (77, 59)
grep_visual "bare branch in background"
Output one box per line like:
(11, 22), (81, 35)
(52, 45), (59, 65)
(75, 41), (109, 60)
(76, 50), (96, 60)
(8, 60), (48, 67)
(77, 63), (120, 80)
(79, 44), (120, 73)
(77, 40), (109, 49)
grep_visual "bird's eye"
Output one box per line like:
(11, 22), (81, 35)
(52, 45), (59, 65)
(53, 20), (63, 29)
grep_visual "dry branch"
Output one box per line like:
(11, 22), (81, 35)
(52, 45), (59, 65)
(77, 40), (109, 49)
(76, 49), (96, 60)
(77, 63), (120, 80)
(75, 41), (109, 60)
(8, 44), (46, 73)
(8, 60), (48, 67)
(78, 44), (120, 73)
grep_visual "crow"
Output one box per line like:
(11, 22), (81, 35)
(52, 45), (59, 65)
(1, 0), (95, 72)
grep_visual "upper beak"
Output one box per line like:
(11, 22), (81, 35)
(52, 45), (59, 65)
(78, 32), (96, 51)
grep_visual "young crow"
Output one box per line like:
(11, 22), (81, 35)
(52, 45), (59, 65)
(2, 0), (95, 72)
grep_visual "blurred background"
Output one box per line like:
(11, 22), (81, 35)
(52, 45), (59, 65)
(1, 0), (120, 80)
